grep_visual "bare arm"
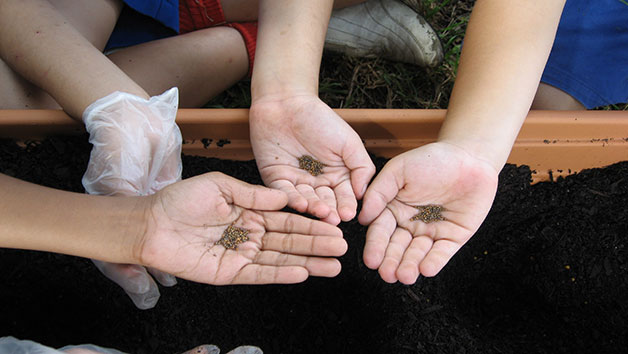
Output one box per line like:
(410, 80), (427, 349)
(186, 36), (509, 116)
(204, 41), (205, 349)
(0, 0), (148, 119)
(249, 0), (375, 225)
(439, 0), (566, 171)
(0, 173), (143, 263)
(358, 0), (567, 283)
(0, 172), (348, 285)
(251, 0), (334, 100)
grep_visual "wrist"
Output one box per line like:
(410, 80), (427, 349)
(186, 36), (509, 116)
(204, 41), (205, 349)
(437, 113), (525, 173)
(250, 93), (320, 122)
(76, 194), (152, 265)
(121, 195), (155, 267)
(434, 139), (504, 175)
(250, 82), (318, 106)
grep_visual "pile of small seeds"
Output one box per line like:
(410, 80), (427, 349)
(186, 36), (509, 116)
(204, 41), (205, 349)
(215, 224), (250, 250)
(298, 155), (326, 176)
(410, 204), (445, 223)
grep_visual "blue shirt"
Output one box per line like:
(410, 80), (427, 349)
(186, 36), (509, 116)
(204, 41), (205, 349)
(105, 0), (179, 50)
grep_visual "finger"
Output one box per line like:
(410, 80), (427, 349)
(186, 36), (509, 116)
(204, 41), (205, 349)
(231, 265), (309, 284)
(315, 186), (340, 225)
(342, 132), (376, 200)
(262, 232), (348, 257)
(262, 211), (343, 237)
(378, 227), (413, 284)
(396, 236), (434, 285)
(92, 260), (160, 310)
(216, 173), (289, 210)
(363, 208), (397, 269)
(296, 184), (331, 219)
(147, 267), (177, 287)
(333, 179), (358, 222)
(418, 238), (463, 277)
(180, 345), (220, 354)
(358, 163), (402, 225)
(225, 346), (263, 354)
(270, 179), (308, 213)
(254, 250), (342, 277)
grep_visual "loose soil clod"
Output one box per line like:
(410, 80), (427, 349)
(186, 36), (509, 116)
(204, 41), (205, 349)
(411, 204), (445, 223)
(298, 155), (326, 176)
(215, 224), (250, 250)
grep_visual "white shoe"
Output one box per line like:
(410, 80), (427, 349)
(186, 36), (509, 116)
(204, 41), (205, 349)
(325, 0), (443, 67)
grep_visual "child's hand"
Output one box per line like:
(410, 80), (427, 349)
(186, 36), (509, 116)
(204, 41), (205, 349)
(249, 95), (375, 225)
(138, 172), (348, 285)
(358, 142), (499, 284)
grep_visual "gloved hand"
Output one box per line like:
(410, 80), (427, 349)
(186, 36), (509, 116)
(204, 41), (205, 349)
(0, 336), (124, 354)
(81, 87), (182, 309)
(182, 345), (263, 354)
(0, 337), (262, 354)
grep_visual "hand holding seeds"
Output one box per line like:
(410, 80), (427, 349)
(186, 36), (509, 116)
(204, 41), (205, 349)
(249, 95), (375, 225)
(357, 142), (499, 284)
(137, 172), (348, 285)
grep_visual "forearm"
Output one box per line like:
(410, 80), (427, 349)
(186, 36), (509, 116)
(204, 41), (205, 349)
(438, 0), (565, 171)
(0, 0), (148, 119)
(251, 0), (334, 101)
(0, 173), (147, 264)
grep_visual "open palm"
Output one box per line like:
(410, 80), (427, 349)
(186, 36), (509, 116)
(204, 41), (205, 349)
(139, 172), (348, 285)
(250, 95), (375, 225)
(358, 142), (499, 284)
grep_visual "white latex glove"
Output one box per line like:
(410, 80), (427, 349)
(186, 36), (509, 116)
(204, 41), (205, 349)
(81, 87), (182, 309)
(0, 337), (261, 354)
(0, 336), (124, 354)
(183, 345), (263, 354)
(82, 87), (182, 196)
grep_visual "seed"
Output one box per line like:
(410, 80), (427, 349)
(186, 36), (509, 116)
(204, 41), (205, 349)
(410, 204), (445, 223)
(298, 155), (326, 176)
(215, 224), (250, 250)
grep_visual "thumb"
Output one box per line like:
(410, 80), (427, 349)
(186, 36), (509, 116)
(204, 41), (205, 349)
(342, 132), (376, 200)
(217, 173), (289, 211)
(358, 160), (403, 225)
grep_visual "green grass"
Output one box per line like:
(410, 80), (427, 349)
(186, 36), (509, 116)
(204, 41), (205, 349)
(597, 103), (628, 111)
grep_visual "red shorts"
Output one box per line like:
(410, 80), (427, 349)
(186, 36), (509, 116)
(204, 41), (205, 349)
(179, 0), (226, 34)
(179, 0), (257, 75)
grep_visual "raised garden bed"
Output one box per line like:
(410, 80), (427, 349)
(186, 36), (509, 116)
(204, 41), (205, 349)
(1, 109), (628, 353)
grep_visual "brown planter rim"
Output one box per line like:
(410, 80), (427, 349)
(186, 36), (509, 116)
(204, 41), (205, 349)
(1, 108), (627, 183)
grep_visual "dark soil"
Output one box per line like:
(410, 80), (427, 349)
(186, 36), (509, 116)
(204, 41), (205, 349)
(1, 135), (627, 354)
